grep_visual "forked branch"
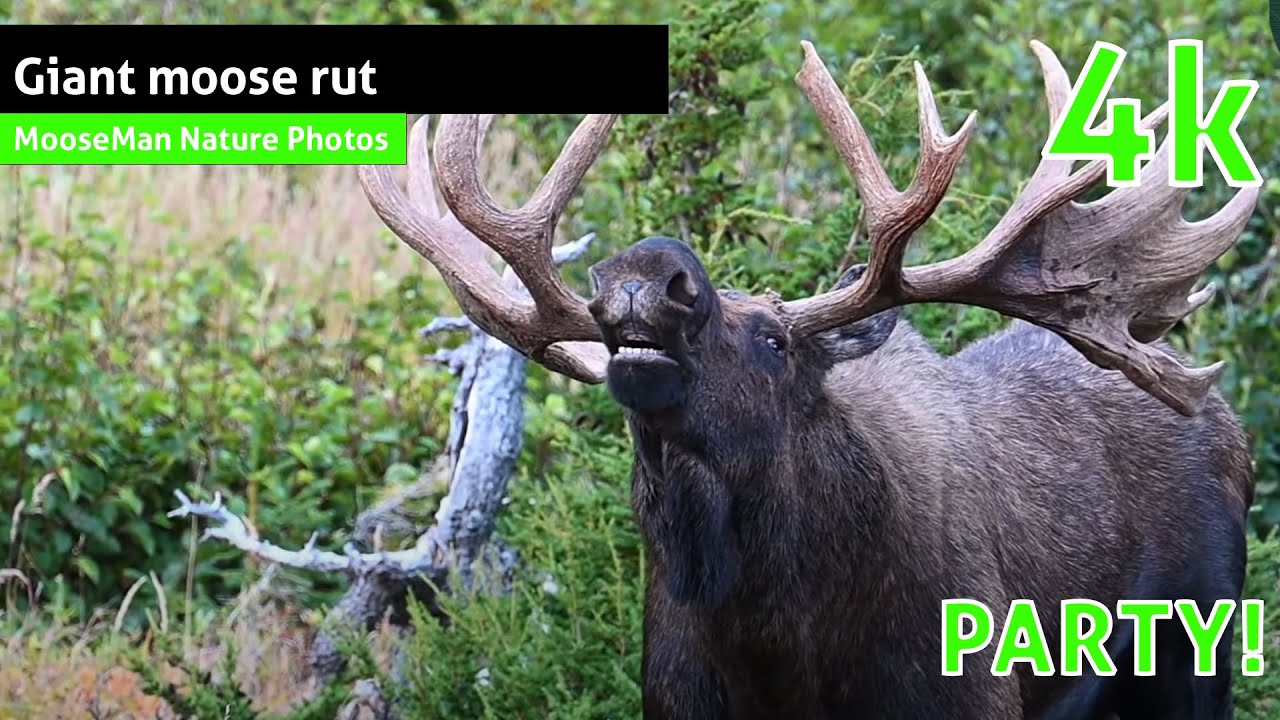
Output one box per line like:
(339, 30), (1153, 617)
(168, 490), (442, 577)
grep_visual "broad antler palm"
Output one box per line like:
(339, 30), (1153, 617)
(358, 41), (1259, 416)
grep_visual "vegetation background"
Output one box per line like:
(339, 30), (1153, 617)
(1, 0), (1277, 717)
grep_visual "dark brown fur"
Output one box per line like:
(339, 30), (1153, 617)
(586, 236), (1254, 720)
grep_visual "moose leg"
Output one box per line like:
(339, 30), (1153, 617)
(1184, 611), (1237, 720)
(1109, 591), (1240, 720)
(1159, 532), (1246, 720)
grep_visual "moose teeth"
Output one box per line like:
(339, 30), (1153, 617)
(619, 346), (665, 356)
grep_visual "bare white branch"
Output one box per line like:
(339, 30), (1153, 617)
(420, 315), (476, 338)
(167, 490), (444, 579)
(550, 232), (597, 265)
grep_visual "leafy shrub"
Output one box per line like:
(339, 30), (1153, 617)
(4, 0), (456, 24)
(0, 172), (458, 621)
(1236, 531), (1280, 718)
(387, 423), (642, 720)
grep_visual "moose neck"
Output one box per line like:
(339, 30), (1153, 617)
(622, 351), (902, 614)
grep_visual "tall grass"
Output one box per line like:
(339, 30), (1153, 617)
(2, 121), (551, 317)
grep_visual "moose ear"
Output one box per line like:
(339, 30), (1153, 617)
(813, 264), (899, 362)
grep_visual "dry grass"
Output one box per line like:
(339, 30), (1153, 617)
(2, 121), (554, 310)
(0, 631), (176, 720)
(7, 164), (417, 303)
(0, 601), (402, 720)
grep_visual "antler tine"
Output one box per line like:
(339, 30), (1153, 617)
(976, 42), (1169, 248)
(903, 41), (1256, 416)
(405, 115), (440, 216)
(822, 39), (1256, 416)
(433, 114), (615, 341)
(911, 60), (979, 196)
(783, 41), (977, 337)
(1089, 117), (1231, 342)
(359, 114), (612, 384)
(525, 114), (619, 231)
(1034, 40), (1074, 125)
(794, 41), (897, 208)
(406, 114), (496, 217)
(359, 122), (520, 336)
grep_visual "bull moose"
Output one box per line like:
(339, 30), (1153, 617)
(357, 39), (1257, 720)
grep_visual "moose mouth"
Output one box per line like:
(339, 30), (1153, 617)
(603, 326), (685, 412)
(612, 342), (680, 369)
(606, 328), (681, 369)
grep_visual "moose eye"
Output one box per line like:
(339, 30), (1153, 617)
(762, 335), (785, 354)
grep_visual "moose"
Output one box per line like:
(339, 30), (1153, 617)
(357, 40), (1258, 720)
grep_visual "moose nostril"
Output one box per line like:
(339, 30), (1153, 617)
(665, 271), (697, 307)
(622, 280), (643, 296)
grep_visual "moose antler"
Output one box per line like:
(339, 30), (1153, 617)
(781, 40), (1260, 416)
(358, 114), (613, 383)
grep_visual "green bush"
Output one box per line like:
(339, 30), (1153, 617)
(0, 173), (459, 621)
(388, 423), (642, 719)
(1236, 531), (1280, 718)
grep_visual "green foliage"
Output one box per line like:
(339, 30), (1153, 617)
(1235, 531), (1280, 718)
(4, 0), (455, 24)
(133, 644), (258, 720)
(388, 419), (642, 720)
(0, 171), (456, 622)
(609, 0), (773, 250)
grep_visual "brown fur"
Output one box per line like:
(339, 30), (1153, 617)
(585, 236), (1254, 720)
